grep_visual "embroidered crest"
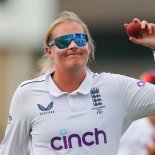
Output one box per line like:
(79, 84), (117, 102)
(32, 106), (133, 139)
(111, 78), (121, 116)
(90, 88), (105, 115)
(90, 88), (102, 106)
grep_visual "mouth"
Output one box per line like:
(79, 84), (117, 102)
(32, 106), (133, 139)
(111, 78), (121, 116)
(67, 54), (82, 59)
(66, 52), (82, 56)
(65, 53), (83, 61)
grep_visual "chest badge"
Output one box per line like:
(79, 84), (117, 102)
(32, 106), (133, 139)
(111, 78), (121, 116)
(90, 88), (106, 115)
(37, 101), (54, 115)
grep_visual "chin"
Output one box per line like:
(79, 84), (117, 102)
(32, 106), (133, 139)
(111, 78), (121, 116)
(67, 63), (85, 72)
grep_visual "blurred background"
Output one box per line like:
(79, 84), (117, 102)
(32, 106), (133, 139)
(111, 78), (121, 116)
(0, 0), (155, 141)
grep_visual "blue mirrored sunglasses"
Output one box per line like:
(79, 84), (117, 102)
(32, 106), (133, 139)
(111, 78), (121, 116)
(48, 33), (88, 49)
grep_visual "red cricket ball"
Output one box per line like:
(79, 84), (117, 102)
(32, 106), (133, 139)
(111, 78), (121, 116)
(126, 21), (142, 38)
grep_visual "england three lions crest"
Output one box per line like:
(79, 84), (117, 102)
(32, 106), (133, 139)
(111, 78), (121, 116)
(90, 88), (106, 115)
(90, 88), (102, 106)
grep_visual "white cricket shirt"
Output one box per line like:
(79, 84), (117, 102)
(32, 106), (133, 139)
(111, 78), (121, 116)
(1, 68), (155, 155)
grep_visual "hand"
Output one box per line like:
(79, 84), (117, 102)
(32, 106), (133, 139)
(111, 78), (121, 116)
(145, 135), (155, 155)
(124, 18), (155, 50)
(26, 151), (30, 155)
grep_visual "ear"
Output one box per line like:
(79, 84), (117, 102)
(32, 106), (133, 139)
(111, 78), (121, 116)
(45, 46), (53, 57)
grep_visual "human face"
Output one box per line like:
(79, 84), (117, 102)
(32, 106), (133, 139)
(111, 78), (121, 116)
(46, 21), (90, 72)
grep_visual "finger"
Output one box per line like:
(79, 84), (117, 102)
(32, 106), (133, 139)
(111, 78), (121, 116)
(141, 21), (154, 34)
(150, 23), (155, 33)
(147, 23), (153, 34)
(124, 23), (128, 29)
(133, 18), (141, 23)
(141, 20), (148, 29)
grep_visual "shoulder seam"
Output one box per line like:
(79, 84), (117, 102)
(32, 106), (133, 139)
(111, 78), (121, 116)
(21, 80), (45, 87)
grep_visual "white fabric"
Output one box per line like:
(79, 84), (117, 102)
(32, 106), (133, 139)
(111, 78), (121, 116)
(153, 51), (155, 61)
(1, 69), (155, 155)
(118, 118), (155, 155)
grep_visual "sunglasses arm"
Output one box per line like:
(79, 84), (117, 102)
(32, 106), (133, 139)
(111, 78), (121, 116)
(48, 40), (55, 46)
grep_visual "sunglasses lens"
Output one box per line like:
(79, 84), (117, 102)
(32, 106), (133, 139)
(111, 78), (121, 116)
(74, 34), (87, 46)
(55, 37), (70, 49)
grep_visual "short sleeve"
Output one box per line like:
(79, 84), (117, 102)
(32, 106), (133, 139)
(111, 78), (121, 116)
(117, 74), (155, 120)
(0, 85), (31, 155)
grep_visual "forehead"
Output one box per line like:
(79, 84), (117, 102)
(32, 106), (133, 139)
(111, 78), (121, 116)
(52, 21), (84, 38)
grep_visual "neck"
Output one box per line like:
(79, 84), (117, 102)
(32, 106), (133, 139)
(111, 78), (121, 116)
(52, 67), (87, 93)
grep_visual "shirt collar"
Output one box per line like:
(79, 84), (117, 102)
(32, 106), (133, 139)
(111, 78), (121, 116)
(45, 68), (94, 97)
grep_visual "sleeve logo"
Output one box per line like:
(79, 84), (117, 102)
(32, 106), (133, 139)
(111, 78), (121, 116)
(8, 114), (12, 124)
(137, 80), (146, 87)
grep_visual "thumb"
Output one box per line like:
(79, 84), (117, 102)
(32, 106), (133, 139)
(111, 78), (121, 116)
(129, 37), (144, 45)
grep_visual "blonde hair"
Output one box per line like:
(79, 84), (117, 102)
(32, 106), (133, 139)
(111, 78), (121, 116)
(41, 11), (95, 74)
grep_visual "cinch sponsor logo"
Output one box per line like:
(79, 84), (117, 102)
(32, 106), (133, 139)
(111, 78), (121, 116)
(50, 128), (107, 151)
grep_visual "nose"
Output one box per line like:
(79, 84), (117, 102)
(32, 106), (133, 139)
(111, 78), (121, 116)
(68, 40), (78, 50)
